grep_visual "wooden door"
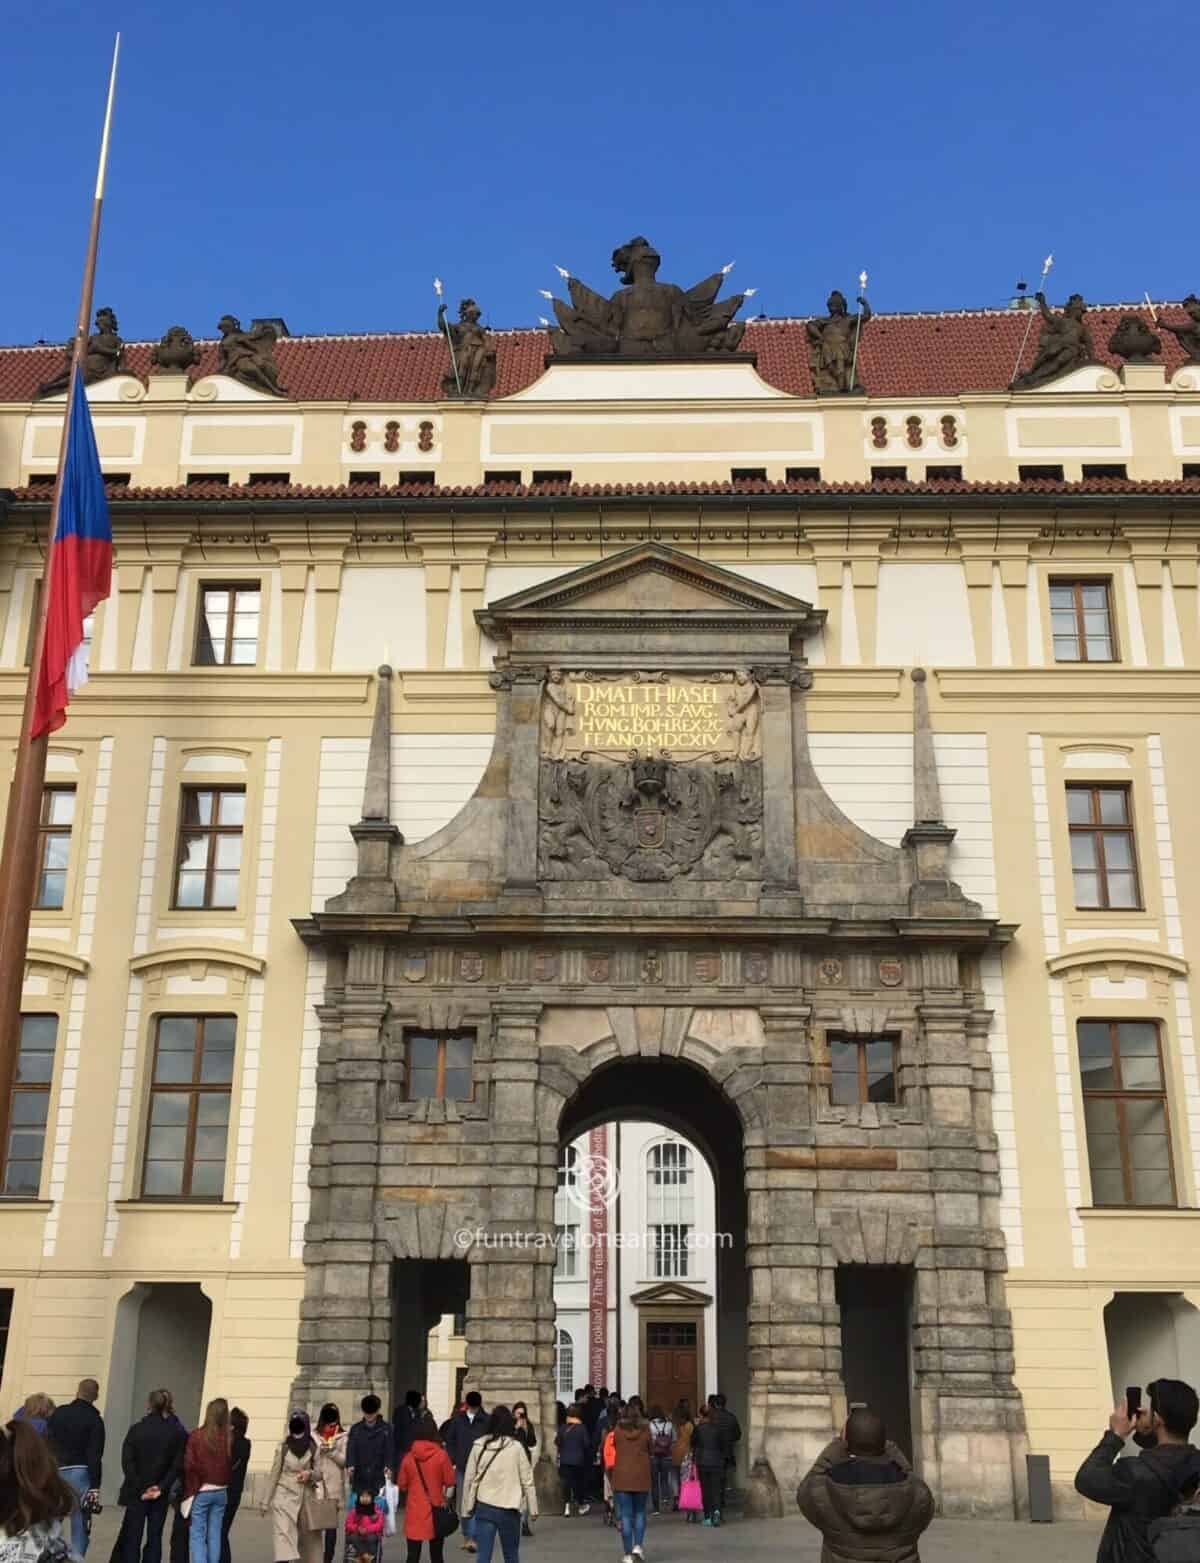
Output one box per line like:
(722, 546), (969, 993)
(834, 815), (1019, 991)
(644, 1319), (698, 1412)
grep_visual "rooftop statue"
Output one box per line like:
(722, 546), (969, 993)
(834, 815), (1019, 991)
(1011, 291), (1095, 389)
(1157, 294), (1200, 363)
(1108, 314), (1161, 365)
(546, 237), (750, 357)
(152, 324), (200, 373)
(807, 289), (872, 394)
(35, 307), (125, 399)
(216, 315), (287, 397)
(438, 298), (496, 398)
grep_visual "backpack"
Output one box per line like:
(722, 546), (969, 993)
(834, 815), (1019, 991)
(652, 1423), (673, 1458)
(1151, 1503), (1200, 1562)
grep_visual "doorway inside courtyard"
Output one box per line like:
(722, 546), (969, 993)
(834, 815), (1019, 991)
(836, 1264), (917, 1460)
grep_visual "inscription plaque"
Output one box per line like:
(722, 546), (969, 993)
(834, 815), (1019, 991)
(542, 670), (761, 762)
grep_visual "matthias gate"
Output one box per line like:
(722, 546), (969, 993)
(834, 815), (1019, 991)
(294, 544), (1028, 1516)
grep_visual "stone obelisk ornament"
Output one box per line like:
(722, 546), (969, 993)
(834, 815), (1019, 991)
(35, 306), (125, 398)
(543, 238), (752, 357)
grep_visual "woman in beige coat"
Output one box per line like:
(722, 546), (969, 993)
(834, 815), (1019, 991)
(263, 1410), (324, 1563)
(461, 1407), (537, 1563)
(315, 1404), (349, 1563)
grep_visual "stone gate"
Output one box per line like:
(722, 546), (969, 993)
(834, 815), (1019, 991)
(293, 544), (1028, 1516)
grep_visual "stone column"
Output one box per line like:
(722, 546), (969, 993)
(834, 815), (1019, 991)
(503, 671), (544, 895)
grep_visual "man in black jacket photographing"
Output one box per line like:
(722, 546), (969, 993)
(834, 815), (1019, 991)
(1075, 1378), (1200, 1563)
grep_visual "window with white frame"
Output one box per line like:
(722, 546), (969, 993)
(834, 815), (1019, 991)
(554, 1142), (581, 1254)
(555, 1222), (579, 1278)
(647, 1140), (695, 1278)
(555, 1327), (575, 1396)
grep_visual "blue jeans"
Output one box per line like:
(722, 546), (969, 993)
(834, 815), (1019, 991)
(613, 1491), (647, 1555)
(456, 1473), (475, 1542)
(471, 1502), (519, 1563)
(61, 1465), (90, 1556)
(189, 1489), (228, 1563)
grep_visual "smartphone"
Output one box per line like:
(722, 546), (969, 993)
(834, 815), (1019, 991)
(1126, 1386), (1142, 1420)
(849, 1402), (868, 1411)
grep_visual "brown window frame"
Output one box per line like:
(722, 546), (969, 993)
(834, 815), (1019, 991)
(3, 1013), (59, 1197)
(35, 785), (76, 910)
(1067, 783), (1143, 911)
(140, 1014), (235, 1201)
(172, 786), (245, 910)
(402, 1029), (475, 1102)
(1079, 1019), (1176, 1208)
(828, 1033), (899, 1105)
(1049, 577), (1118, 663)
(193, 582), (262, 668)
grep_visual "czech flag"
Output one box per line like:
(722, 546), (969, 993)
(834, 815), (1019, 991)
(31, 371), (112, 737)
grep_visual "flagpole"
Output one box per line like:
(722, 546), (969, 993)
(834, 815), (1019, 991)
(0, 33), (119, 1183)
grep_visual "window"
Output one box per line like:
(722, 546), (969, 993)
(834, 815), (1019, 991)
(35, 786), (75, 910)
(452, 1312), (467, 1337)
(1019, 463), (1065, 481)
(1067, 784), (1141, 909)
(3, 1015), (58, 1196)
(1079, 1020), (1174, 1207)
(1183, 464), (1200, 480)
(26, 474), (56, 489)
(871, 465), (908, 481)
(829, 1035), (898, 1105)
(403, 1030), (473, 1101)
(348, 471), (381, 486)
(649, 1142), (692, 1188)
(1050, 579), (1116, 663)
(786, 466), (821, 482)
(102, 473), (131, 487)
(925, 464), (963, 481)
(247, 472), (289, 486)
(558, 1144), (579, 1191)
(187, 472), (228, 486)
(653, 1224), (690, 1278)
(173, 786), (245, 908)
(23, 580), (43, 666)
(555, 1329), (575, 1397)
(731, 467), (767, 482)
(531, 470), (572, 486)
(555, 1223), (579, 1278)
(646, 1321), (697, 1349)
(142, 1014), (235, 1198)
(194, 584), (261, 667)
(396, 471), (435, 486)
(1082, 464), (1128, 480)
(0, 1291), (11, 1381)
(484, 470), (522, 485)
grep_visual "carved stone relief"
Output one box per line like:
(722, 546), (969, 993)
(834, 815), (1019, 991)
(539, 669), (762, 762)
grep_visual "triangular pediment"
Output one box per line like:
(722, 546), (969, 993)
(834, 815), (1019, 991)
(477, 542), (820, 631)
(628, 1281), (713, 1307)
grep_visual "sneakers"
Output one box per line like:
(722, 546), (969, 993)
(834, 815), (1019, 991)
(701, 1518), (713, 1527)
(633, 1547), (645, 1559)
(563, 1503), (572, 1517)
(578, 1503), (591, 1516)
(622, 1556), (634, 1563)
(712, 1511), (722, 1527)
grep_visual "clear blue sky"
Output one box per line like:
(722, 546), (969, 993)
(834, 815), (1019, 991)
(3, 0), (1195, 345)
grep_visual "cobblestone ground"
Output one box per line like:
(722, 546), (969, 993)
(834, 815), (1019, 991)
(86, 1504), (1101, 1563)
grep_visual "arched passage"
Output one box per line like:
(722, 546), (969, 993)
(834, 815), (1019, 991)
(558, 1057), (749, 1474)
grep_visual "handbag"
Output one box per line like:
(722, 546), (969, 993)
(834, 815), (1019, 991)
(303, 1493), (341, 1532)
(416, 1459), (459, 1541)
(678, 1458), (703, 1513)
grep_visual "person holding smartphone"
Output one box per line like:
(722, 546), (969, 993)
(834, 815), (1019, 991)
(1075, 1379), (1200, 1563)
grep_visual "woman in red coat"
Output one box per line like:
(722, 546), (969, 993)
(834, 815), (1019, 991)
(397, 1418), (457, 1563)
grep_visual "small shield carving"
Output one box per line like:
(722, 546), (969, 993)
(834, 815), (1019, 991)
(402, 952), (427, 983)
(635, 809), (666, 849)
(585, 953), (611, 983)
(533, 951), (559, 983)
(693, 953), (720, 983)
(743, 951), (770, 985)
(459, 953), (485, 983)
(878, 958), (904, 988)
(819, 957), (844, 986)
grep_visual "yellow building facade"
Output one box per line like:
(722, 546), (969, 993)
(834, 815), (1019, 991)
(0, 297), (1199, 1511)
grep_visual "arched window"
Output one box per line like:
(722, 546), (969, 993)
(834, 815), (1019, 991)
(555, 1327), (575, 1396)
(647, 1140), (695, 1280)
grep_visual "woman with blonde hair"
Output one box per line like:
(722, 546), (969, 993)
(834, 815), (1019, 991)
(184, 1399), (233, 1563)
(12, 1398), (54, 1438)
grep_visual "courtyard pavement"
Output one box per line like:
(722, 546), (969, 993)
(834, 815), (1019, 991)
(86, 1502), (1102, 1563)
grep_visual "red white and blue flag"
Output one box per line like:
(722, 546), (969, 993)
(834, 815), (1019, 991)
(31, 371), (112, 737)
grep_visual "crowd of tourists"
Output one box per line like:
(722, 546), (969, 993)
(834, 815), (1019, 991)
(2, 1371), (1200, 1563)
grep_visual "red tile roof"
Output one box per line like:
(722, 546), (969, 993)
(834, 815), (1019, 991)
(7, 476), (1200, 505)
(0, 304), (1193, 405)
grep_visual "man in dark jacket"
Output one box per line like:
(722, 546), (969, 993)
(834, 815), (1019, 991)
(1075, 1379), (1200, 1563)
(346, 1394), (394, 1499)
(444, 1392), (489, 1550)
(48, 1377), (105, 1556)
(710, 1392), (742, 1511)
(393, 1390), (426, 1462)
(112, 1390), (187, 1563)
(798, 1409), (934, 1563)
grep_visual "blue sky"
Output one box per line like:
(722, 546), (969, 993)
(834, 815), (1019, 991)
(2, 0), (1195, 345)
